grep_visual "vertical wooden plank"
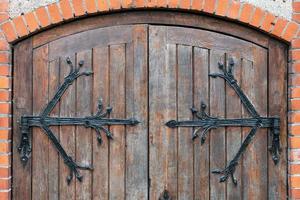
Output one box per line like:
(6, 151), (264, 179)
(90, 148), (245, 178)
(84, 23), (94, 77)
(48, 59), (60, 200)
(149, 26), (177, 199)
(32, 44), (49, 200)
(109, 44), (126, 200)
(210, 50), (226, 200)
(193, 47), (210, 200)
(76, 50), (93, 200)
(226, 54), (242, 199)
(92, 46), (109, 200)
(241, 49), (268, 199)
(125, 25), (148, 199)
(59, 55), (76, 199)
(268, 40), (288, 199)
(13, 38), (33, 200)
(177, 45), (193, 200)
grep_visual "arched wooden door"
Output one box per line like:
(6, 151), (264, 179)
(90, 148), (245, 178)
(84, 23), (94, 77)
(13, 12), (287, 200)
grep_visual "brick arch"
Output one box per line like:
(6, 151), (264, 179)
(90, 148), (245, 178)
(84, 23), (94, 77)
(0, 0), (299, 43)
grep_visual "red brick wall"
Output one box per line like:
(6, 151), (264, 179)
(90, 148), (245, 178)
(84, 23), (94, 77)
(0, 0), (299, 199)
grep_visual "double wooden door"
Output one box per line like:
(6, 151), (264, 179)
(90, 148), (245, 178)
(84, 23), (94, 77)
(13, 24), (287, 199)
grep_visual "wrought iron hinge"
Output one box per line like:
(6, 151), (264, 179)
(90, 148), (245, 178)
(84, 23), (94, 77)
(18, 58), (140, 184)
(166, 58), (281, 185)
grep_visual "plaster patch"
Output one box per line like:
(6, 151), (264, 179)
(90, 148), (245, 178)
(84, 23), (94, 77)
(8, 0), (292, 20)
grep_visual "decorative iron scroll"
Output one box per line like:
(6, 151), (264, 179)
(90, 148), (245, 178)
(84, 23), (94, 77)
(18, 58), (139, 184)
(166, 58), (280, 185)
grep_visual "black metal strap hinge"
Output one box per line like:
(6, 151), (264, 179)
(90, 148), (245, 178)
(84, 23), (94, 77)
(166, 58), (281, 185)
(18, 58), (140, 184)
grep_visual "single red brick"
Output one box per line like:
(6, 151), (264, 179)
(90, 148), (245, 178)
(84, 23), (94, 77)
(0, 53), (9, 64)
(98, 0), (109, 10)
(292, 50), (300, 61)
(181, 0), (191, 9)
(110, 0), (121, 9)
(291, 88), (300, 98)
(239, 3), (254, 24)
(0, 103), (10, 114)
(290, 189), (300, 199)
(293, 38), (300, 49)
(85, 0), (97, 12)
(59, 0), (74, 19)
(290, 137), (300, 148)
(292, 63), (300, 73)
(294, 2), (300, 12)
(272, 17), (288, 37)
(215, 0), (229, 16)
(0, 40), (9, 51)
(0, 130), (10, 140)
(72, 0), (86, 16)
(0, 1), (8, 12)
(203, 0), (216, 13)
(0, 191), (10, 199)
(282, 22), (299, 42)
(0, 117), (10, 128)
(1, 21), (18, 42)
(293, 13), (300, 23)
(227, 0), (241, 19)
(0, 155), (10, 165)
(122, 0), (133, 8)
(0, 178), (10, 190)
(191, 0), (203, 10)
(290, 150), (300, 161)
(290, 176), (300, 188)
(168, 0), (179, 8)
(290, 125), (300, 136)
(290, 111), (300, 123)
(290, 164), (300, 174)
(0, 142), (10, 153)
(260, 12), (276, 32)
(156, 0), (167, 7)
(48, 3), (63, 24)
(135, 0), (145, 7)
(0, 167), (10, 178)
(0, 77), (9, 89)
(12, 16), (28, 37)
(250, 7), (264, 27)
(35, 7), (51, 27)
(23, 12), (39, 33)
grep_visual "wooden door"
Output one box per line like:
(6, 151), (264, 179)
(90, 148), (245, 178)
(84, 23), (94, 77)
(13, 22), (287, 200)
(13, 25), (148, 200)
(148, 25), (287, 200)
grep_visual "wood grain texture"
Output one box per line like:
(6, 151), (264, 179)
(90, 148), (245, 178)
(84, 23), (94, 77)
(32, 44), (49, 200)
(76, 50), (93, 200)
(268, 40), (288, 200)
(92, 46), (109, 200)
(59, 55), (76, 199)
(12, 38), (33, 200)
(193, 47), (210, 200)
(109, 44), (126, 200)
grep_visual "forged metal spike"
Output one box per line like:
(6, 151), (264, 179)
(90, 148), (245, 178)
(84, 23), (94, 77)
(66, 57), (72, 65)
(192, 127), (201, 140)
(190, 107), (198, 114)
(97, 136), (103, 145)
(165, 120), (178, 128)
(218, 62), (224, 70)
(99, 126), (113, 140)
(78, 60), (84, 67)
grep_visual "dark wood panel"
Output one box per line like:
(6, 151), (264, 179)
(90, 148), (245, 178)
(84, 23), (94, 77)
(177, 45), (194, 199)
(268, 40), (288, 200)
(32, 44), (49, 200)
(125, 25), (148, 199)
(12, 38), (33, 200)
(75, 50), (93, 199)
(48, 59), (60, 200)
(149, 26), (177, 200)
(92, 46), (109, 200)
(225, 54), (242, 199)
(193, 47), (210, 200)
(59, 55), (76, 199)
(109, 44), (126, 200)
(209, 50), (226, 200)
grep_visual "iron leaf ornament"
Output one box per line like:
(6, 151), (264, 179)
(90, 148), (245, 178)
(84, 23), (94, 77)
(166, 58), (281, 185)
(18, 58), (140, 184)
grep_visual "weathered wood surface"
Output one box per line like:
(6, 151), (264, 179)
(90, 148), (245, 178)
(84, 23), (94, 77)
(13, 22), (287, 200)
